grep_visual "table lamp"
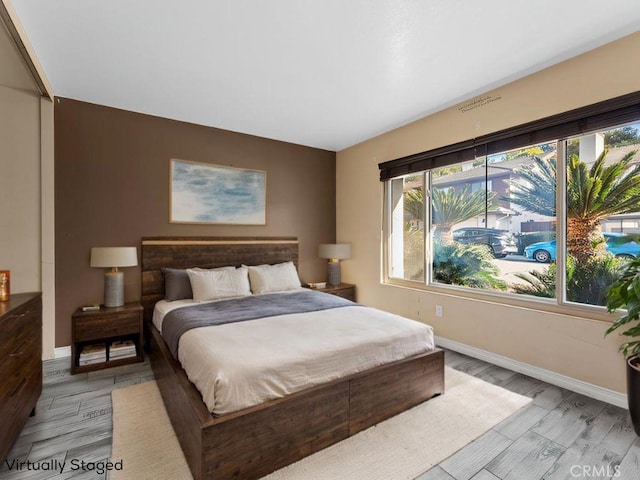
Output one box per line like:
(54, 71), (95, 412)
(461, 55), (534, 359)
(319, 243), (351, 286)
(90, 247), (138, 307)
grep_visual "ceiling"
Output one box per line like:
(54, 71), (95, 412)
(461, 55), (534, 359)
(11, 1), (640, 151)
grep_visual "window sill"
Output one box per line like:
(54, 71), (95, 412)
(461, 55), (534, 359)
(381, 278), (618, 324)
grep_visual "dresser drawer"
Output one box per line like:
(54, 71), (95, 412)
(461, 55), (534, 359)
(0, 368), (41, 443)
(0, 304), (39, 354)
(74, 313), (140, 342)
(0, 292), (42, 462)
(1, 331), (37, 368)
(0, 306), (41, 380)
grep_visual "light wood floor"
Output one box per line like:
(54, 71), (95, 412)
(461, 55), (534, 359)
(2, 350), (639, 480)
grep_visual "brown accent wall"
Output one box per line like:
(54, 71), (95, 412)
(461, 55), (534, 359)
(55, 98), (336, 347)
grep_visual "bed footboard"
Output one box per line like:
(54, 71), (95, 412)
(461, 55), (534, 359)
(149, 326), (444, 480)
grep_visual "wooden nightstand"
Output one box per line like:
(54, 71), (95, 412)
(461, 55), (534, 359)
(71, 303), (144, 374)
(308, 283), (356, 302)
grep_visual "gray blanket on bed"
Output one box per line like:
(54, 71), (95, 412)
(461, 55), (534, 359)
(162, 290), (355, 358)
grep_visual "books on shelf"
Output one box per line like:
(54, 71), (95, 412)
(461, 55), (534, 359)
(78, 340), (137, 366)
(109, 340), (137, 360)
(79, 343), (106, 365)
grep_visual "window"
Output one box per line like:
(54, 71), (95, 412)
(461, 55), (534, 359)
(381, 91), (640, 312)
(430, 141), (557, 294)
(562, 125), (640, 307)
(387, 174), (425, 282)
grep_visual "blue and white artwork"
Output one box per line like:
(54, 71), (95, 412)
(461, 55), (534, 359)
(170, 159), (266, 224)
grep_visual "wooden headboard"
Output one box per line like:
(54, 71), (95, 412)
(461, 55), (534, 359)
(140, 237), (299, 323)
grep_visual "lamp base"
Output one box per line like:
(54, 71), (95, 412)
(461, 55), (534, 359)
(104, 271), (124, 307)
(327, 261), (341, 286)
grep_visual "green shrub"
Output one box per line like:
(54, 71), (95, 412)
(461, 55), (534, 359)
(433, 242), (506, 290)
(605, 256), (640, 357)
(511, 265), (556, 298)
(511, 255), (624, 305)
(566, 255), (624, 306)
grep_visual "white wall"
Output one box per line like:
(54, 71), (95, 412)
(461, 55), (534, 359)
(337, 32), (640, 394)
(0, 15), (55, 358)
(0, 83), (40, 292)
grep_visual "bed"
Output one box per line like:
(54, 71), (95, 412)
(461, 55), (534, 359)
(142, 236), (445, 480)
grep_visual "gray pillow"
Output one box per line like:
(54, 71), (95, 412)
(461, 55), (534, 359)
(161, 268), (193, 301)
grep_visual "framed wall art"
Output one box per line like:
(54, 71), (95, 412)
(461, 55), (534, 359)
(170, 159), (266, 225)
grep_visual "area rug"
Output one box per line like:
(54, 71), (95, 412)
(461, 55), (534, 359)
(109, 367), (530, 480)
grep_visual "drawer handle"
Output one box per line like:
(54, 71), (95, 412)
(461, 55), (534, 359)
(10, 378), (27, 398)
(11, 339), (29, 357)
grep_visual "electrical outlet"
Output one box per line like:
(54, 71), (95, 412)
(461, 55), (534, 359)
(435, 305), (443, 317)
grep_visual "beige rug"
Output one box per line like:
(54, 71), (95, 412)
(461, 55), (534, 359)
(110, 367), (530, 480)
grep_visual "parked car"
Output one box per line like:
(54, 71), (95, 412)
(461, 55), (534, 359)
(452, 227), (518, 258)
(523, 232), (640, 263)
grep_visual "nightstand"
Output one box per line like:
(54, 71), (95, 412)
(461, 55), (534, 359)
(71, 303), (144, 374)
(308, 283), (356, 302)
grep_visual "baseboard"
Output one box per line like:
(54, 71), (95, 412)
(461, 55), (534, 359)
(435, 336), (628, 409)
(54, 346), (71, 359)
(54, 338), (627, 407)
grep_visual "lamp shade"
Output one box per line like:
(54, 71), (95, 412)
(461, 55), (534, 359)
(90, 247), (138, 268)
(319, 243), (351, 260)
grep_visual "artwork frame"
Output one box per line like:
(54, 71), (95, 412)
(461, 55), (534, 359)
(170, 159), (267, 225)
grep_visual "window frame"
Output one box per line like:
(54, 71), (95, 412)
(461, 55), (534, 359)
(380, 92), (640, 322)
(379, 91), (640, 181)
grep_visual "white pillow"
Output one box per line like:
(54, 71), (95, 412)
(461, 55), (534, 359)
(190, 266), (236, 272)
(248, 262), (301, 294)
(187, 266), (251, 302)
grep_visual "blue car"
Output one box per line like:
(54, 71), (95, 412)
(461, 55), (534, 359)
(523, 233), (640, 263)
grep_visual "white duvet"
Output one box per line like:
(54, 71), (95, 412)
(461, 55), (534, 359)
(154, 295), (435, 415)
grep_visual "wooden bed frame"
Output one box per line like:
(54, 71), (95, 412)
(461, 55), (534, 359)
(141, 236), (445, 480)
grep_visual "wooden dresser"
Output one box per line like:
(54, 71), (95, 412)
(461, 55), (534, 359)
(0, 292), (42, 462)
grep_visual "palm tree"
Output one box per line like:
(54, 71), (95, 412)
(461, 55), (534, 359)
(505, 156), (556, 217)
(403, 188), (425, 225)
(508, 149), (640, 263)
(567, 150), (640, 262)
(431, 186), (494, 242)
(403, 185), (493, 242)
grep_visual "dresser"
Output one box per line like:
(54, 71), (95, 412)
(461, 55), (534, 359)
(0, 292), (42, 462)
